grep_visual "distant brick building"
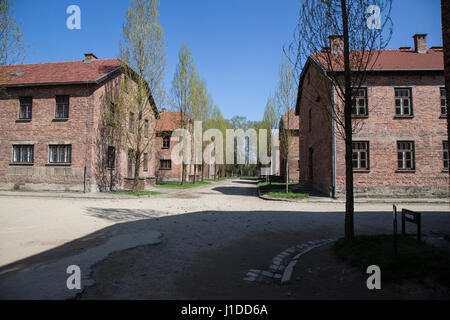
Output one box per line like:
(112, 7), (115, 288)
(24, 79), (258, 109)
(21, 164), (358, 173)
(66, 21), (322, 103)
(155, 110), (200, 182)
(0, 54), (159, 192)
(279, 109), (300, 182)
(295, 34), (448, 198)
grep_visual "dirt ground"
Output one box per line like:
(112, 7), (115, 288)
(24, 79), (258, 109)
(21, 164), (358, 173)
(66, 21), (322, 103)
(1, 178), (449, 299)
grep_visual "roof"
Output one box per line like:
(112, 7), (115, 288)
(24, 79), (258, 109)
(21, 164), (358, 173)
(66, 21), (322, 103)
(0, 58), (122, 87)
(280, 109), (299, 130)
(156, 111), (190, 131)
(311, 47), (444, 72)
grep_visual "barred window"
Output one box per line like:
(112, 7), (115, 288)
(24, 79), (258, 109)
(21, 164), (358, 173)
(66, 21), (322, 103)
(49, 145), (71, 164)
(395, 88), (413, 116)
(444, 141), (449, 170)
(351, 88), (368, 116)
(19, 97), (32, 120)
(163, 135), (170, 149)
(144, 120), (149, 137)
(397, 141), (415, 170)
(143, 153), (148, 171)
(129, 112), (135, 131)
(107, 146), (115, 168)
(352, 141), (369, 170)
(55, 96), (69, 119)
(13, 145), (34, 163)
(160, 159), (171, 170)
(441, 88), (447, 116)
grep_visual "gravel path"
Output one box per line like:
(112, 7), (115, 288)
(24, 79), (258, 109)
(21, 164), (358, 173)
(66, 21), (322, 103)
(0, 178), (449, 299)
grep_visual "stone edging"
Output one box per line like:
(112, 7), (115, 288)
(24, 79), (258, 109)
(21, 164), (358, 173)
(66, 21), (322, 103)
(243, 238), (337, 284)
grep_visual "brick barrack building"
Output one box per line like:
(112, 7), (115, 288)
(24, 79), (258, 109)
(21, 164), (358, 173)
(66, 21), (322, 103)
(0, 54), (159, 192)
(295, 34), (448, 198)
(279, 109), (300, 182)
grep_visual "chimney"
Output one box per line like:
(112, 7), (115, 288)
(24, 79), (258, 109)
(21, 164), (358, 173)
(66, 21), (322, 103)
(84, 53), (98, 62)
(412, 34), (427, 53)
(329, 35), (344, 54)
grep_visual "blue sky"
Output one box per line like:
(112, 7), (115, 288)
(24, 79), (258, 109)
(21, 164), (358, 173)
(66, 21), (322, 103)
(15, 0), (443, 121)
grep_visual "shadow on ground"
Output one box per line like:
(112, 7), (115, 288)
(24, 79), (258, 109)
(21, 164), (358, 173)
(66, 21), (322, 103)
(1, 207), (449, 299)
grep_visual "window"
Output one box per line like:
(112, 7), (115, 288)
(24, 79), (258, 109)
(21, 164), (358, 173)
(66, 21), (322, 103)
(108, 102), (115, 125)
(55, 96), (69, 119)
(444, 141), (449, 170)
(352, 142), (369, 170)
(107, 146), (115, 168)
(351, 88), (368, 116)
(144, 120), (149, 137)
(12, 145), (34, 163)
(395, 88), (413, 116)
(160, 159), (171, 170)
(19, 97), (32, 119)
(162, 135), (170, 149)
(49, 145), (71, 164)
(397, 141), (415, 170)
(129, 112), (135, 131)
(441, 88), (447, 116)
(143, 153), (148, 171)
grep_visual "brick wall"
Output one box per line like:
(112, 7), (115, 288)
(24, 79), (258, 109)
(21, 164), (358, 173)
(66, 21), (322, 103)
(0, 73), (158, 192)
(334, 72), (448, 198)
(297, 61), (334, 195)
(442, 0), (450, 197)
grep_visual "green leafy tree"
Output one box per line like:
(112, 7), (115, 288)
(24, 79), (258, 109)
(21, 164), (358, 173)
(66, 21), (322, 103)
(0, 0), (27, 91)
(172, 43), (195, 185)
(276, 58), (297, 193)
(114, 0), (166, 192)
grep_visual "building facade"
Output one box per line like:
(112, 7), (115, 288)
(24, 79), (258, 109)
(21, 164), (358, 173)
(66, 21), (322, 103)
(0, 54), (159, 192)
(279, 109), (300, 182)
(296, 34), (448, 198)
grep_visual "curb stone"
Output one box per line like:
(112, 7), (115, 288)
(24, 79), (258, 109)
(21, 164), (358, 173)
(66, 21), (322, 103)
(243, 238), (337, 285)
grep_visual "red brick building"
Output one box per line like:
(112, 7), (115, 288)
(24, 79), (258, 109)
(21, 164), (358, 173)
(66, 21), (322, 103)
(155, 110), (200, 182)
(279, 109), (300, 182)
(0, 54), (159, 192)
(295, 34), (448, 198)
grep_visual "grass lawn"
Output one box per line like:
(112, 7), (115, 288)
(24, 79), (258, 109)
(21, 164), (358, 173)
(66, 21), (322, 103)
(334, 235), (450, 286)
(156, 180), (212, 189)
(257, 181), (298, 191)
(266, 191), (309, 199)
(111, 190), (164, 197)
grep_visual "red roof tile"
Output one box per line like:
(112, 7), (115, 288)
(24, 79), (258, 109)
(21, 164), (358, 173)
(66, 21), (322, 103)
(0, 58), (122, 86)
(156, 111), (190, 131)
(311, 48), (444, 72)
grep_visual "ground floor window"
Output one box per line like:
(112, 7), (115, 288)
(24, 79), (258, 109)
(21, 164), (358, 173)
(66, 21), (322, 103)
(352, 141), (369, 170)
(13, 145), (34, 163)
(49, 145), (71, 164)
(143, 153), (148, 171)
(160, 159), (171, 170)
(107, 146), (115, 169)
(397, 141), (415, 170)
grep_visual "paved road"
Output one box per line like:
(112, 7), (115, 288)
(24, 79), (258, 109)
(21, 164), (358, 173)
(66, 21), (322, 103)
(0, 178), (449, 299)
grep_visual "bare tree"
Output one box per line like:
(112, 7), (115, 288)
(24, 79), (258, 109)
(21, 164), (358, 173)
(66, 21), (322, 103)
(289, 0), (392, 242)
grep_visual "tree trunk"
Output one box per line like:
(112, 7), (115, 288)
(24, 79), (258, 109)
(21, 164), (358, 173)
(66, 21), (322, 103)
(285, 158), (289, 193)
(341, 0), (355, 243)
(133, 151), (140, 192)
